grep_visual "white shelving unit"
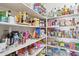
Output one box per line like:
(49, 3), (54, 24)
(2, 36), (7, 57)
(47, 26), (76, 29)
(48, 36), (79, 43)
(0, 39), (43, 56)
(1, 3), (79, 56)
(47, 13), (79, 55)
(0, 22), (40, 28)
(0, 3), (46, 56)
(56, 37), (79, 43)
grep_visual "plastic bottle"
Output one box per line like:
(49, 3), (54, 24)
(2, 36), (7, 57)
(74, 3), (78, 14)
(23, 12), (26, 24)
(8, 10), (16, 24)
(63, 5), (68, 15)
(70, 5), (74, 14)
(53, 8), (57, 17)
(77, 4), (79, 13)
(51, 8), (54, 17)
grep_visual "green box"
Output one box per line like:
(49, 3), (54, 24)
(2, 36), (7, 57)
(76, 43), (79, 50)
(0, 11), (8, 22)
(0, 11), (6, 17)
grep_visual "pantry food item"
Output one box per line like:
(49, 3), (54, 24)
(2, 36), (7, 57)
(47, 49), (53, 56)
(52, 47), (60, 56)
(70, 51), (77, 56)
(59, 42), (65, 47)
(40, 20), (46, 27)
(65, 43), (70, 48)
(40, 29), (46, 38)
(15, 11), (40, 26)
(0, 11), (8, 22)
(17, 48), (26, 56)
(59, 49), (67, 56)
(76, 43), (79, 50)
(62, 5), (70, 15)
(33, 3), (46, 16)
(34, 18), (40, 26)
(69, 43), (76, 50)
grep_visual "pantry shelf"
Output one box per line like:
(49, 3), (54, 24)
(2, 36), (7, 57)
(48, 36), (79, 43)
(47, 26), (76, 29)
(0, 22), (40, 28)
(47, 45), (79, 52)
(40, 27), (46, 28)
(31, 45), (45, 56)
(48, 14), (79, 19)
(56, 37), (79, 43)
(47, 26), (59, 28)
(0, 38), (43, 56)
